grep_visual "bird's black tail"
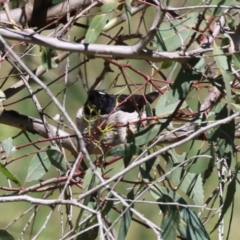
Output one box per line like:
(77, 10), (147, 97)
(145, 91), (160, 104)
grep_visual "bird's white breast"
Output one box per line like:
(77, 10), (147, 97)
(76, 108), (146, 152)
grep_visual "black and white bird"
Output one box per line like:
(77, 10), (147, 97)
(83, 90), (159, 115)
(76, 90), (159, 152)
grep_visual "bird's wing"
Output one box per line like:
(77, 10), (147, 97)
(116, 92), (159, 113)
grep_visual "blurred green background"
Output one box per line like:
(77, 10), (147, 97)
(0, 0), (240, 239)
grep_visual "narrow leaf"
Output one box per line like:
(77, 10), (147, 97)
(178, 204), (210, 240)
(165, 150), (204, 205)
(85, 3), (118, 43)
(140, 166), (154, 183)
(211, 0), (237, 15)
(131, 121), (168, 146)
(213, 42), (233, 115)
(40, 47), (59, 70)
(156, 90), (187, 116)
(0, 229), (14, 240)
(77, 201), (99, 240)
(124, 0), (131, 34)
(211, 162), (240, 233)
(117, 189), (134, 240)
(1, 138), (16, 158)
(26, 152), (51, 182)
(158, 194), (180, 240)
(0, 162), (21, 186)
(101, 195), (114, 216)
(145, 101), (153, 125)
(107, 143), (142, 157)
(46, 146), (67, 172)
(202, 142), (215, 184)
(153, 12), (198, 51)
(76, 168), (101, 231)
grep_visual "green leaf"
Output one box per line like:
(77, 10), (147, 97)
(178, 200), (210, 240)
(46, 146), (67, 172)
(124, 0), (131, 35)
(107, 143), (142, 157)
(163, 151), (186, 184)
(76, 167), (101, 233)
(172, 59), (203, 99)
(213, 42), (233, 115)
(210, 162), (240, 233)
(149, 187), (206, 239)
(85, 3), (118, 43)
(152, 12), (198, 51)
(226, 13), (236, 31)
(207, 104), (235, 165)
(146, 187), (209, 240)
(161, 60), (173, 69)
(185, 140), (211, 174)
(149, 186), (175, 202)
(0, 162), (21, 186)
(156, 90), (187, 116)
(158, 194), (180, 240)
(82, 168), (97, 203)
(235, 161), (240, 172)
(232, 53), (240, 70)
(145, 154), (158, 173)
(187, 157), (211, 174)
(82, 168), (101, 193)
(0, 229), (14, 240)
(145, 101), (153, 125)
(140, 166), (154, 183)
(85, 15), (111, 43)
(1, 137), (16, 158)
(139, 154), (158, 181)
(155, 91), (168, 115)
(211, 0), (237, 16)
(194, 57), (206, 72)
(40, 47), (59, 71)
(117, 189), (134, 240)
(130, 121), (168, 146)
(211, 177), (236, 233)
(184, 174), (204, 206)
(219, 69), (232, 115)
(76, 201), (99, 240)
(202, 142), (215, 184)
(101, 194), (114, 216)
(108, 143), (142, 167)
(100, 2), (119, 12)
(164, 150), (204, 205)
(26, 152), (51, 182)
(133, 124), (160, 145)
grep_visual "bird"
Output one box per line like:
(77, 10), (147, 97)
(76, 90), (159, 153)
(83, 90), (159, 116)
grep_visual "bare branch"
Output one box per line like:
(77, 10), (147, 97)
(0, 0), (93, 29)
(0, 110), (78, 156)
(0, 27), (211, 62)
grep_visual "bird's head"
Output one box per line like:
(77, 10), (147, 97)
(84, 90), (116, 116)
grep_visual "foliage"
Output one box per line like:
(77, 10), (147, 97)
(0, 0), (240, 239)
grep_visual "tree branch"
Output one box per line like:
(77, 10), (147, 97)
(0, 110), (78, 156)
(0, 0), (92, 29)
(0, 27), (211, 62)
